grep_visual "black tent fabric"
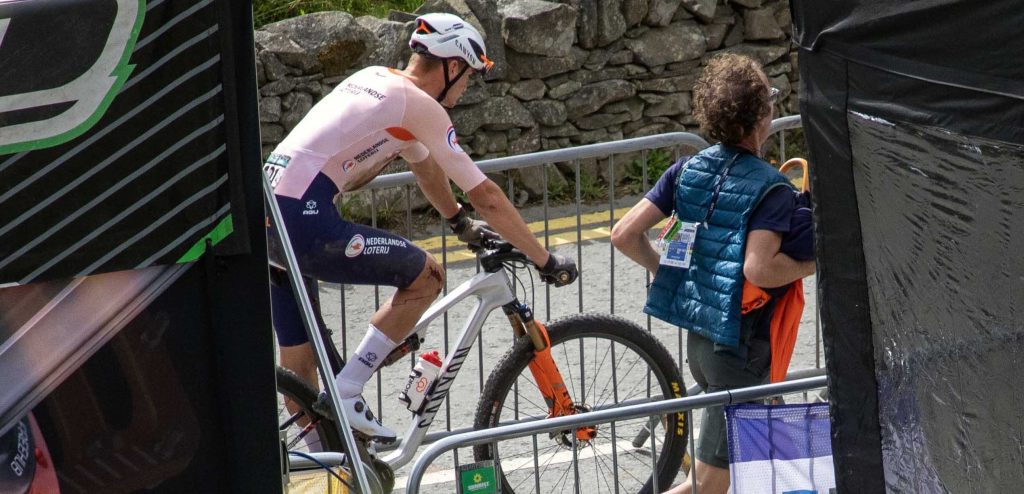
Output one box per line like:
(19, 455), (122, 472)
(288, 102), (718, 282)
(793, 1), (1024, 492)
(0, 0), (250, 285)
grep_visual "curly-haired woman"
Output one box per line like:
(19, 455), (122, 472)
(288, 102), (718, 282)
(612, 53), (816, 494)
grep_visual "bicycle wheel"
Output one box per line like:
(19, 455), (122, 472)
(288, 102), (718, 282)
(276, 366), (344, 453)
(473, 313), (687, 494)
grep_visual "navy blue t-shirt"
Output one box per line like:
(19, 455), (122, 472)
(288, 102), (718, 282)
(644, 157), (813, 261)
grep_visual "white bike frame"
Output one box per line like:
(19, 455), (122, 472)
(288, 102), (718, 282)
(380, 268), (517, 470)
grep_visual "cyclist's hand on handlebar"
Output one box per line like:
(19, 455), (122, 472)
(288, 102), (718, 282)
(537, 252), (578, 287)
(448, 206), (499, 245)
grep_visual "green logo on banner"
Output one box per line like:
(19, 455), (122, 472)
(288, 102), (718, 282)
(458, 460), (497, 494)
(0, 0), (145, 154)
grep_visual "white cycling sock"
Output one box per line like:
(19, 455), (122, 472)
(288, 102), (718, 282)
(335, 324), (397, 398)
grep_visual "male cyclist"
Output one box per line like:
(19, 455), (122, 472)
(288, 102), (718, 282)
(265, 13), (578, 443)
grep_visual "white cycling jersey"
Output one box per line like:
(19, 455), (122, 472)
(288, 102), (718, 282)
(265, 66), (486, 200)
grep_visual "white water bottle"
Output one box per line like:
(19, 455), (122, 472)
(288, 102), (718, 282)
(399, 351), (442, 414)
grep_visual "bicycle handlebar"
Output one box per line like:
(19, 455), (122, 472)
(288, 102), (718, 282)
(473, 238), (531, 274)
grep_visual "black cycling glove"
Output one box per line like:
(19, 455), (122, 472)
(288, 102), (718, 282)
(537, 252), (578, 287)
(447, 206), (498, 244)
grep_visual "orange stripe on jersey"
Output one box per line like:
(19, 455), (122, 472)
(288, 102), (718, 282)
(386, 126), (416, 141)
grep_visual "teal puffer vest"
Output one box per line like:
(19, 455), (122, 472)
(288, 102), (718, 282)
(643, 144), (791, 347)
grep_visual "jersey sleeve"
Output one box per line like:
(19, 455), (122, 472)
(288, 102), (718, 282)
(400, 88), (487, 192)
(748, 185), (796, 233)
(400, 143), (429, 163)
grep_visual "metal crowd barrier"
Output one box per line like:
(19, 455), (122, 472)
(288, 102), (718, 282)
(321, 115), (813, 455)
(405, 372), (828, 494)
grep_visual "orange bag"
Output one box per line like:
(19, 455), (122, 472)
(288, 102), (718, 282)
(741, 279), (806, 383)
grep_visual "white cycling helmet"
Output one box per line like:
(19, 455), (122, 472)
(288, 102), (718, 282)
(409, 13), (494, 74)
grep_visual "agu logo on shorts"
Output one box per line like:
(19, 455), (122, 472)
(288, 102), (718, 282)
(342, 159), (355, 172)
(0, 0), (145, 154)
(345, 234), (365, 257)
(446, 125), (463, 153)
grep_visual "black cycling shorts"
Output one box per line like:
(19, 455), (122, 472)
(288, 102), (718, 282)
(269, 173), (427, 346)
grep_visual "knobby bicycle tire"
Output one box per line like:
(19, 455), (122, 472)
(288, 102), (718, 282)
(473, 313), (687, 494)
(276, 366), (345, 453)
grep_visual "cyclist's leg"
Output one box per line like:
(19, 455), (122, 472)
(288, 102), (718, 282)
(369, 252), (444, 340)
(271, 281), (318, 386)
(304, 221), (442, 442)
(307, 222), (442, 393)
(271, 280), (325, 449)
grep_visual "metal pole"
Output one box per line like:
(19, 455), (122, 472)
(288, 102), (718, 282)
(609, 154), (616, 315)
(362, 133), (711, 191)
(262, 175), (373, 494)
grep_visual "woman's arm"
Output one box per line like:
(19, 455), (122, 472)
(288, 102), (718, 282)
(743, 229), (816, 288)
(611, 198), (667, 276)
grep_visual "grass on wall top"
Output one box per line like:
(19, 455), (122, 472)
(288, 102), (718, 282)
(253, 0), (424, 27)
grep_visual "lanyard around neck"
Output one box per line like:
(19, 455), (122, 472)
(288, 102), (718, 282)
(703, 153), (741, 228)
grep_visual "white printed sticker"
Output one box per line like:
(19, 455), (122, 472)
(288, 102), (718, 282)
(263, 153), (291, 188)
(659, 222), (698, 269)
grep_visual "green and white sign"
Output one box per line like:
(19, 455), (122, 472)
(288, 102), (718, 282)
(458, 460), (498, 494)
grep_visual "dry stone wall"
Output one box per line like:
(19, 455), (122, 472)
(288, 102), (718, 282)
(255, 0), (799, 207)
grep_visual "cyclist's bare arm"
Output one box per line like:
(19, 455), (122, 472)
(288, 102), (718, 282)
(400, 85), (549, 266)
(410, 152), (548, 265)
(408, 154), (460, 219)
(466, 180), (549, 266)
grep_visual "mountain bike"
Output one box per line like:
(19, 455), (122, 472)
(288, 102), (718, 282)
(275, 238), (688, 494)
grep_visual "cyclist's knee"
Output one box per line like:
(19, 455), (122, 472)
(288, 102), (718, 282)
(408, 255), (444, 295)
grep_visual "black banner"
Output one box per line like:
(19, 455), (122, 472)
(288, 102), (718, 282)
(793, 0), (1024, 491)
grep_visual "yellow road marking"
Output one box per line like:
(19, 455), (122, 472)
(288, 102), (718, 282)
(415, 207), (670, 263)
(414, 206), (635, 252)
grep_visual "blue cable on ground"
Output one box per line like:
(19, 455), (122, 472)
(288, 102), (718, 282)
(287, 450), (355, 491)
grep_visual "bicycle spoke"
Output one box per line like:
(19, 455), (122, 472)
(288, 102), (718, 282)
(503, 388), (548, 415)
(593, 447), (635, 493)
(613, 373), (668, 408)
(590, 443), (614, 494)
(500, 442), (562, 461)
(595, 345), (638, 406)
(552, 456), (574, 493)
(602, 446), (648, 487)
(509, 464), (538, 494)
(584, 338), (614, 406)
(591, 445), (618, 493)
(557, 339), (580, 403)
(525, 441), (566, 492)
(596, 352), (648, 409)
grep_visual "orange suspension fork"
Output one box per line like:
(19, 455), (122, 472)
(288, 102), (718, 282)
(505, 303), (596, 441)
(526, 321), (575, 416)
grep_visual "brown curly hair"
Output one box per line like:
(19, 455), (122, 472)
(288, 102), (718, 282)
(692, 53), (771, 146)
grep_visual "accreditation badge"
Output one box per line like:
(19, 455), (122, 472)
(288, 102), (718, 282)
(658, 220), (698, 269)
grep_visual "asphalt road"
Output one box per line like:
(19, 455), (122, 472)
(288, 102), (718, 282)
(300, 233), (824, 493)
